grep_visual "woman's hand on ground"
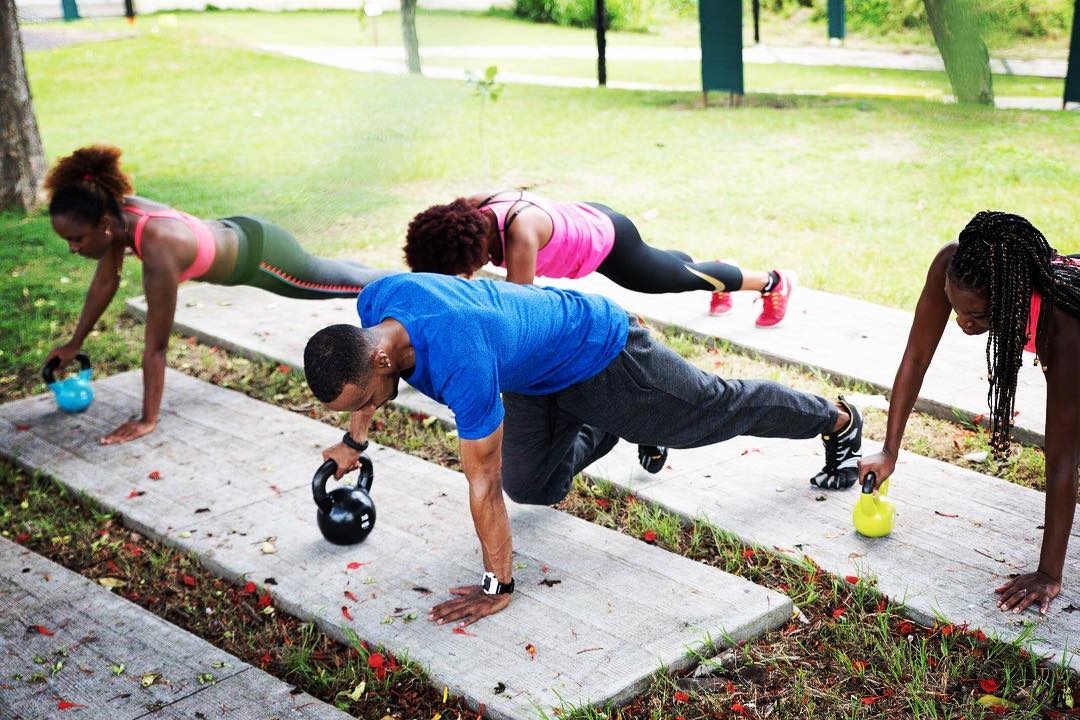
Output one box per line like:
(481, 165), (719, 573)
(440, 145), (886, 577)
(858, 450), (896, 491)
(322, 442), (361, 479)
(995, 571), (1060, 615)
(101, 418), (157, 445)
(429, 585), (511, 626)
(45, 342), (82, 371)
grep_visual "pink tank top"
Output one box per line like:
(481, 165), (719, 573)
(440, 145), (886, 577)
(1024, 256), (1079, 354)
(480, 191), (615, 279)
(124, 204), (216, 282)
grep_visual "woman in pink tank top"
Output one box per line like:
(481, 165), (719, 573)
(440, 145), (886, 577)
(858, 211), (1080, 617)
(403, 190), (797, 328)
(43, 145), (395, 445)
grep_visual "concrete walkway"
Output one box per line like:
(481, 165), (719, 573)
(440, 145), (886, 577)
(0, 536), (351, 720)
(260, 43), (1068, 110)
(125, 284), (1080, 670)
(0, 371), (792, 720)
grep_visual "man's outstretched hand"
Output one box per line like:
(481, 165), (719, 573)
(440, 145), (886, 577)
(430, 585), (511, 627)
(995, 571), (1061, 615)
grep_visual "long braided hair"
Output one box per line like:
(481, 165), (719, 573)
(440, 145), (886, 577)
(947, 211), (1080, 456)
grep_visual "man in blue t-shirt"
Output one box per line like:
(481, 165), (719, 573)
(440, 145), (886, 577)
(303, 273), (863, 625)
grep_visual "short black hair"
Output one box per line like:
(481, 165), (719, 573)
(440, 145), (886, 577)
(303, 324), (374, 402)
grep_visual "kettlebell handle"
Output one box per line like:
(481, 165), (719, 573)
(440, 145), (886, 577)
(311, 456), (375, 513)
(42, 352), (91, 386)
(861, 471), (877, 495)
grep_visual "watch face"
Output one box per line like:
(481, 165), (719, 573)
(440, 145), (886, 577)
(482, 575), (493, 592)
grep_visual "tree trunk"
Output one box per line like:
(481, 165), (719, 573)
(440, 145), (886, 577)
(400, 0), (421, 75)
(923, 0), (994, 105)
(0, 0), (47, 212)
(595, 0), (606, 86)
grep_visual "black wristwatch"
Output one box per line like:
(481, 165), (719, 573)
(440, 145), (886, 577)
(341, 432), (369, 453)
(481, 572), (514, 595)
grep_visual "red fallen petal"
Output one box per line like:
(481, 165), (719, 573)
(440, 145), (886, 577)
(875, 599), (888, 614)
(375, 666), (387, 681)
(127, 490), (144, 499)
(15, 532), (30, 543)
(34, 625), (55, 636)
(742, 548), (755, 559)
(740, 448), (761, 456)
(15, 423), (30, 432)
(344, 591), (359, 602)
(452, 627), (476, 637)
(277, 364), (290, 374)
(851, 660), (867, 672)
(57, 700), (85, 710)
(368, 652), (385, 669)
(979, 678), (1000, 693)
(974, 629), (988, 642)
(124, 543), (144, 558)
(832, 608), (845, 618)
(525, 643), (537, 659)
(898, 621), (914, 635)
(260, 652), (271, 664)
(674, 690), (689, 703)
(341, 606), (353, 621)
(883, 689), (894, 697)
(724, 680), (736, 695)
(257, 594), (271, 608)
(269, 485), (282, 495)
(595, 498), (610, 509)
(346, 562), (369, 570)
(777, 582), (789, 591)
(181, 575), (196, 587)
(731, 703), (746, 713)
(940, 624), (954, 636)
(844, 575), (859, 584)
(928, 657), (939, 667)
(147, 470), (161, 480)
(242, 581), (256, 594)
(541, 565), (549, 574)
(988, 705), (1006, 715)
(642, 530), (657, 543)
(861, 696), (880, 705)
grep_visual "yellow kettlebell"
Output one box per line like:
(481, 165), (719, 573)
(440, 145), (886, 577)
(852, 472), (895, 538)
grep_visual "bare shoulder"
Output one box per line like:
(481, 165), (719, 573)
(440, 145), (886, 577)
(928, 242), (958, 278)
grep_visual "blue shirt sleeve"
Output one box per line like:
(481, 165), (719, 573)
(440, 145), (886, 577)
(439, 363), (504, 441)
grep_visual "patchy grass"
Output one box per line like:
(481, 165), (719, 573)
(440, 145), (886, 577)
(0, 462), (477, 719)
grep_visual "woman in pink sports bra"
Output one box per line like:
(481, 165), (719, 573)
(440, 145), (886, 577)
(858, 211), (1080, 617)
(403, 191), (797, 328)
(43, 145), (394, 445)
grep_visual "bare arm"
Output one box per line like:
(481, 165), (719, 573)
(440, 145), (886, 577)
(101, 234), (181, 444)
(48, 245), (123, 366)
(503, 227), (540, 285)
(322, 407), (378, 478)
(429, 424), (514, 625)
(996, 306), (1079, 613)
(860, 243), (956, 485)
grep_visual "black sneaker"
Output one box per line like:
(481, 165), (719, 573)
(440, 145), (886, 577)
(638, 445), (668, 474)
(811, 399), (862, 490)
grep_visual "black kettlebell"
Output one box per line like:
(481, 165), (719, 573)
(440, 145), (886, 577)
(312, 456), (376, 545)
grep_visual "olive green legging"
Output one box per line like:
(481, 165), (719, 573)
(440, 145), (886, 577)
(220, 216), (397, 299)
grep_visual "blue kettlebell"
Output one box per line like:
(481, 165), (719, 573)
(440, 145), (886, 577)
(312, 457), (376, 545)
(42, 352), (94, 413)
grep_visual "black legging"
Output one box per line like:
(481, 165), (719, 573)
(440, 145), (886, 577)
(589, 203), (744, 293)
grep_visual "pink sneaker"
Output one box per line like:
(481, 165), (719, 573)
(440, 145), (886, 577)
(755, 270), (796, 328)
(709, 291), (733, 316)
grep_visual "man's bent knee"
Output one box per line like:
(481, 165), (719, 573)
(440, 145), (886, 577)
(502, 473), (573, 506)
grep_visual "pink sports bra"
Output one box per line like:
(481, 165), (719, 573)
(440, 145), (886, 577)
(1024, 256), (1079, 355)
(123, 204), (216, 282)
(479, 191), (615, 279)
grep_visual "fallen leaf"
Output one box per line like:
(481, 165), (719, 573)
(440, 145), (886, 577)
(57, 700), (85, 710)
(97, 578), (126, 589)
(412, 586), (433, 595)
(147, 470), (161, 480)
(260, 653), (272, 664)
(343, 680), (366, 702)
(140, 673), (160, 687)
(935, 511), (960, 518)
(674, 690), (689, 703)
(595, 498), (611, 510)
(851, 660), (867, 672)
(832, 608), (845, 619)
(844, 575), (859, 584)
(181, 575), (196, 587)
(731, 703), (745, 714)
(980, 678), (1000, 694)
(344, 591), (360, 602)
(861, 696), (880, 705)
(452, 627), (476, 637)
(940, 624), (954, 636)
(127, 490), (144, 499)
(347, 562), (369, 570)
(539, 579), (561, 588)
(241, 581), (256, 595)
(33, 625), (55, 636)
(257, 594), (271, 608)
(342, 606), (353, 621)
(494, 682), (506, 694)
(977, 695), (1014, 710)
(443, 686), (448, 704)
(178, 531), (192, 539)
(260, 541), (276, 555)
(525, 643), (537, 660)
(963, 451), (988, 463)
(15, 424), (30, 432)
(111, 663), (125, 675)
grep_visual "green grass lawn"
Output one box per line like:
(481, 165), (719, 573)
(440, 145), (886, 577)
(3, 28), (1078, 373)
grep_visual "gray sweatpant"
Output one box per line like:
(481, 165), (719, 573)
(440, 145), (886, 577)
(501, 320), (838, 505)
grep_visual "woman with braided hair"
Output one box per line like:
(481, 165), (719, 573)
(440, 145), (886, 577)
(859, 211), (1080, 615)
(44, 145), (394, 445)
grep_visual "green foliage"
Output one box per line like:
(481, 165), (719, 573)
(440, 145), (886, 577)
(511, 0), (675, 32)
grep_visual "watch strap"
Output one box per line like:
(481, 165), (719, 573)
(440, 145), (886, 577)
(481, 571), (514, 595)
(341, 432), (369, 453)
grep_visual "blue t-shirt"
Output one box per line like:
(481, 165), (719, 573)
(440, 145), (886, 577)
(358, 274), (629, 440)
